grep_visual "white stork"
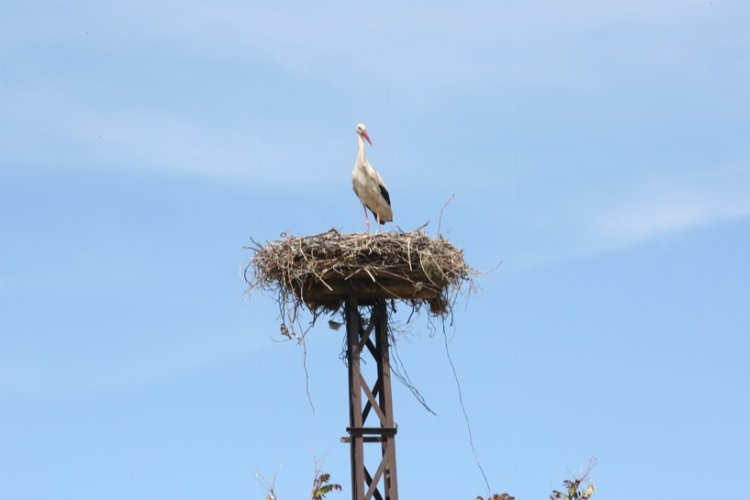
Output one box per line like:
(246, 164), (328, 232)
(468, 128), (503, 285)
(352, 123), (392, 231)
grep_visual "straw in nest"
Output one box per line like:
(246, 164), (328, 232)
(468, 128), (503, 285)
(244, 228), (475, 316)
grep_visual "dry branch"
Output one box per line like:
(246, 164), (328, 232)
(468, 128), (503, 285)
(244, 228), (476, 319)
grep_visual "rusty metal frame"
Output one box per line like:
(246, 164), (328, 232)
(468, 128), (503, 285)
(342, 296), (399, 500)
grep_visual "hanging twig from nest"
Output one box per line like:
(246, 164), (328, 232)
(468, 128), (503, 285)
(244, 228), (478, 417)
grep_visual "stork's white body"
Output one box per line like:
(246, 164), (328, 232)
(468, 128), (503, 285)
(352, 123), (392, 231)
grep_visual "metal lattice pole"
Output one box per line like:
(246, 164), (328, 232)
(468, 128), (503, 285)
(343, 296), (399, 500)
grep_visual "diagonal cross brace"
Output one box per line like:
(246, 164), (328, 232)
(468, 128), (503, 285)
(344, 296), (399, 500)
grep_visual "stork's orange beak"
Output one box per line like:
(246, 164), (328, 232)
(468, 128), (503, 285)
(361, 130), (372, 145)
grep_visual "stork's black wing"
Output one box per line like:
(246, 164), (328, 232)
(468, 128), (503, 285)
(379, 183), (391, 207)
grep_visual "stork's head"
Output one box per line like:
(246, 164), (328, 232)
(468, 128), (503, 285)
(355, 123), (372, 145)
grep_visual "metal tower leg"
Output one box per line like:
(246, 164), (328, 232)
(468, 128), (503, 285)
(343, 296), (399, 500)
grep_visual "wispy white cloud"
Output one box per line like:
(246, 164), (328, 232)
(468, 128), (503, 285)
(0, 323), (261, 395)
(592, 163), (750, 250)
(113, 1), (746, 92)
(503, 160), (750, 270)
(1, 86), (349, 187)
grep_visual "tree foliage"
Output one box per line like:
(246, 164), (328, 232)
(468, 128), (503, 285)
(256, 457), (342, 500)
(311, 472), (343, 500)
(478, 458), (596, 500)
(260, 458), (596, 499)
(549, 458), (597, 500)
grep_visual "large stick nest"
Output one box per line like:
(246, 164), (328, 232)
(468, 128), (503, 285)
(244, 228), (476, 316)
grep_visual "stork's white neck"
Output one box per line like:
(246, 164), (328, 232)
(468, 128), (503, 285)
(356, 135), (367, 164)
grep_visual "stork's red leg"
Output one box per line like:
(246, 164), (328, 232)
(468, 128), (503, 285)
(362, 204), (371, 232)
(375, 212), (381, 232)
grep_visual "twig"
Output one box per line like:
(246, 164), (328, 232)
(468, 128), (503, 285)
(255, 468), (279, 500)
(389, 333), (437, 415)
(481, 259), (504, 275)
(441, 322), (491, 495)
(437, 193), (455, 235)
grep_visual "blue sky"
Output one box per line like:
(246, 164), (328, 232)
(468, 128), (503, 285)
(1, 1), (749, 498)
